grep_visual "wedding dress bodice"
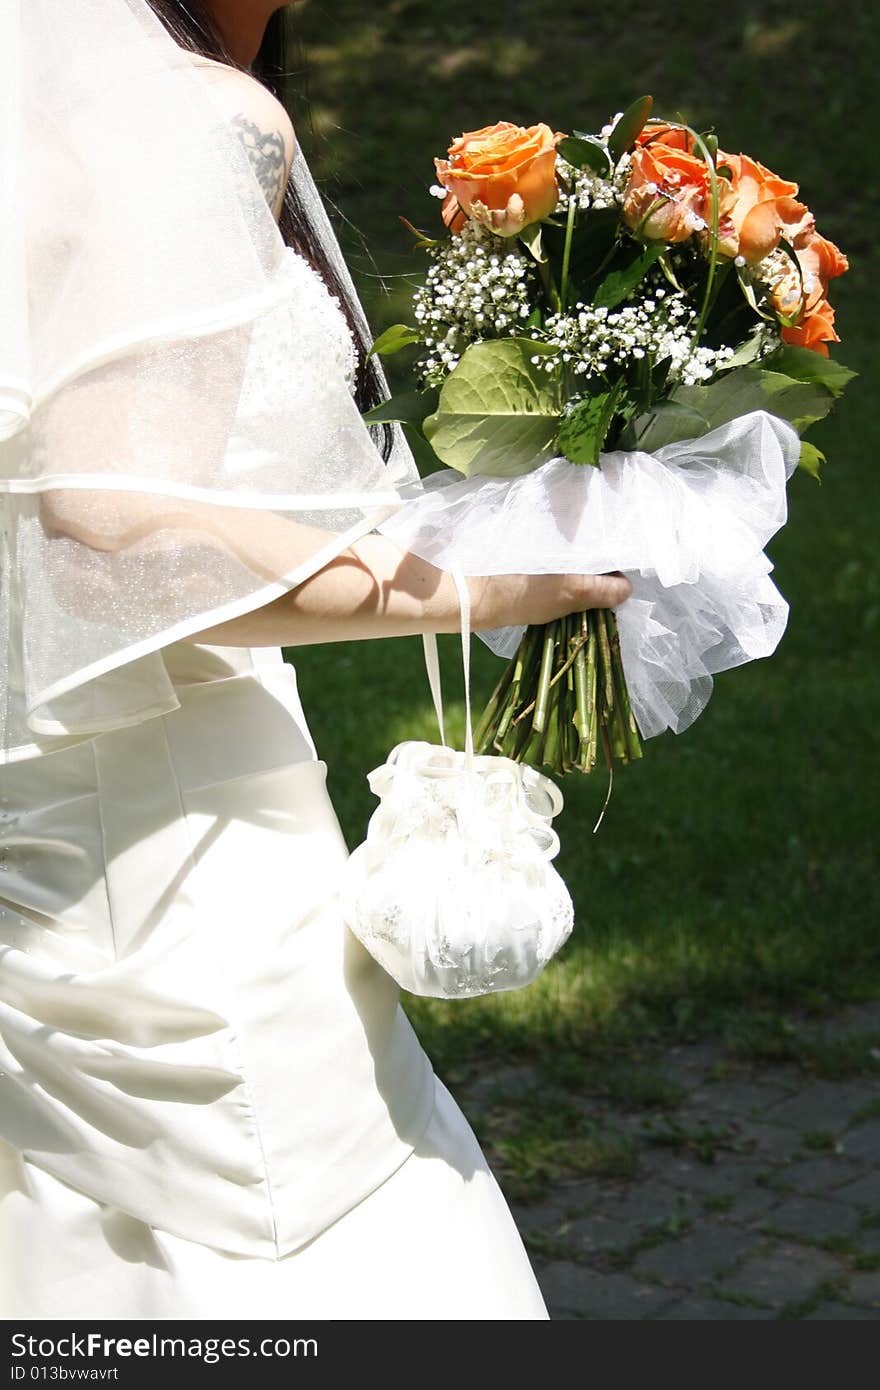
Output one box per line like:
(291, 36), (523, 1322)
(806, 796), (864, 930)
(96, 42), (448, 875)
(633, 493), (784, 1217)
(0, 234), (366, 767)
(1, 40), (419, 768)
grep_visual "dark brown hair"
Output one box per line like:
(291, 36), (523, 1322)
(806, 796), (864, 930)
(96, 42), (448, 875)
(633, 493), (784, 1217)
(144, 1), (391, 456)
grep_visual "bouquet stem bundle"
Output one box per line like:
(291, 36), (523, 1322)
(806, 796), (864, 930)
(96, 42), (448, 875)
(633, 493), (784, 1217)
(473, 609), (642, 776)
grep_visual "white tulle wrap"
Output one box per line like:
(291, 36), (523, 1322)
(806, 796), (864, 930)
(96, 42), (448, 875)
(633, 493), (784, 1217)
(377, 409), (801, 738)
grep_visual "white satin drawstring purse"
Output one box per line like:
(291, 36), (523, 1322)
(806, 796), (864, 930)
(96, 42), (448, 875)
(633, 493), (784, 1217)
(339, 565), (575, 999)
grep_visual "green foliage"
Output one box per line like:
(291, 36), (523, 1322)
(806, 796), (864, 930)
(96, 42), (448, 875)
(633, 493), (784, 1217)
(422, 338), (563, 476)
(557, 133), (612, 175)
(801, 1128), (838, 1152)
(541, 207), (621, 304)
(764, 345), (857, 399)
(798, 440), (825, 480)
(557, 383), (622, 465)
(592, 242), (666, 309)
(367, 323), (422, 357)
(717, 324), (770, 371)
(627, 363), (843, 453)
(517, 221), (547, 263)
(608, 94), (654, 162)
(401, 421), (445, 473)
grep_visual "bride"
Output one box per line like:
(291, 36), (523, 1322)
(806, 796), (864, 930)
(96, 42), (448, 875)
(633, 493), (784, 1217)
(0, 0), (631, 1320)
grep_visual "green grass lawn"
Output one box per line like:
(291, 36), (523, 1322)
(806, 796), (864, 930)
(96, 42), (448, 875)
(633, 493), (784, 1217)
(283, 0), (879, 1085)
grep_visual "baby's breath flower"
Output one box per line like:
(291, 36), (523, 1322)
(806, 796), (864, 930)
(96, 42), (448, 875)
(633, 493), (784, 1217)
(527, 264), (739, 387)
(412, 221), (536, 387)
(555, 150), (630, 215)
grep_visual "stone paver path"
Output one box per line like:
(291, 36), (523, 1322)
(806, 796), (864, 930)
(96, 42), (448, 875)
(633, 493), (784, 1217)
(461, 1002), (880, 1319)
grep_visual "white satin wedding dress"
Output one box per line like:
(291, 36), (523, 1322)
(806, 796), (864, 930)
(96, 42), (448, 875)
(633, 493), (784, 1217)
(0, 28), (547, 1314)
(0, 635), (548, 1320)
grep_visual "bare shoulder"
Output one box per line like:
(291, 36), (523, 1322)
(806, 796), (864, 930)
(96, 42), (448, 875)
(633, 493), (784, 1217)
(194, 63), (296, 220)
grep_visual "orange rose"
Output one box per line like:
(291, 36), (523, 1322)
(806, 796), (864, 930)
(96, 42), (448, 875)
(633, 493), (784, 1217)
(777, 196), (816, 251)
(622, 142), (710, 243)
(781, 296), (840, 356)
(440, 190), (467, 234)
(714, 151), (799, 262)
(434, 122), (563, 237)
(774, 216), (848, 354)
(636, 122), (696, 153)
(765, 195), (848, 335)
(765, 199), (817, 320)
(795, 228), (849, 307)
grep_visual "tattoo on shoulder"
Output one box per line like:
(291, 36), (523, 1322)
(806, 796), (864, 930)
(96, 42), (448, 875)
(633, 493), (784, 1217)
(230, 114), (287, 214)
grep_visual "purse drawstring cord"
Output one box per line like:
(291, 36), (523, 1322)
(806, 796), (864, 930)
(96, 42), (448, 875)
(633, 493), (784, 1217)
(422, 575), (613, 831)
(420, 561), (474, 771)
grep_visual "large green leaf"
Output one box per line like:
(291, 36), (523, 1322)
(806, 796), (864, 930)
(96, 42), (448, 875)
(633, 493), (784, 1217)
(627, 364), (838, 452)
(618, 398), (709, 449)
(422, 339), (563, 477)
(593, 242), (665, 310)
(755, 372), (838, 434)
(762, 345), (857, 399)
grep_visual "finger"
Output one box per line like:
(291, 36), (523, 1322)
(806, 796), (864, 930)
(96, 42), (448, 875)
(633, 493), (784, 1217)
(581, 571), (633, 608)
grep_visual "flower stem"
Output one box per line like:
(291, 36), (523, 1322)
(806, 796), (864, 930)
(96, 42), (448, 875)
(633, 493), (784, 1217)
(542, 676), (561, 772)
(685, 125), (720, 347)
(570, 628), (588, 771)
(585, 613), (599, 772)
(559, 192), (578, 310)
(595, 605), (615, 715)
(472, 653), (515, 750)
(537, 259), (561, 315)
(532, 623), (558, 733)
(604, 609), (643, 763)
(572, 626), (591, 744)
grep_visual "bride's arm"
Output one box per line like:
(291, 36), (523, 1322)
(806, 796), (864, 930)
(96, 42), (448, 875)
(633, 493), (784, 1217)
(40, 479), (632, 646)
(39, 70), (632, 644)
(178, 516), (632, 646)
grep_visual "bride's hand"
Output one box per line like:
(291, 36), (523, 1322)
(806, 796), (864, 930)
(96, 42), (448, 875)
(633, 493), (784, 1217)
(467, 570), (633, 631)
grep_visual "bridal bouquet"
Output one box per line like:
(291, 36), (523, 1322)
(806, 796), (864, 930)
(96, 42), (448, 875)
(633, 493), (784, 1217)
(369, 97), (853, 777)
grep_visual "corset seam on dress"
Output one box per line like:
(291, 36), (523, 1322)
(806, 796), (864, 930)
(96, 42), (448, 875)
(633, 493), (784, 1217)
(154, 708), (285, 1254)
(87, 740), (117, 961)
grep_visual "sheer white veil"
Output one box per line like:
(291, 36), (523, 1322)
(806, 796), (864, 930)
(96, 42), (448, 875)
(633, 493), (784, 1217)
(0, 0), (421, 763)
